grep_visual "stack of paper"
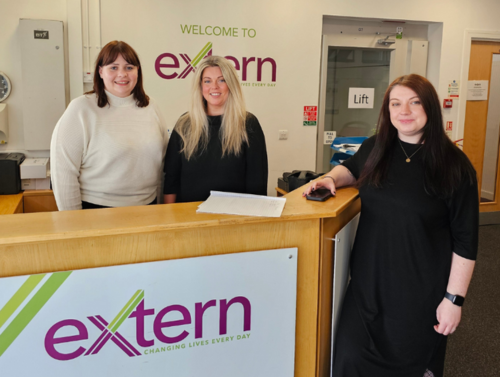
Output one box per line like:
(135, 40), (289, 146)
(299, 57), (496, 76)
(197, 191), (286, 217)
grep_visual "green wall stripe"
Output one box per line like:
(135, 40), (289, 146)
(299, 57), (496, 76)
(107, 289), (142, 330)
(110, 291), (144, 333)
(0, 271), (71, 357)
(0, 274), (46, 329)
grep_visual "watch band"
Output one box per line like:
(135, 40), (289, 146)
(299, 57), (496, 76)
(445, 291), (465, 306)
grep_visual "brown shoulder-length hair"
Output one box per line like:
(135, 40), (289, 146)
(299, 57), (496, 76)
(85, 40), (149, 108)
(357, 74), (475, 197)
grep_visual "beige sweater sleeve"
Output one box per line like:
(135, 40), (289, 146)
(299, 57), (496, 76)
(50, 100), (86, 211)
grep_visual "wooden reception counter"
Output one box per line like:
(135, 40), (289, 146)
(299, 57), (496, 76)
(0, 187), (360, 377)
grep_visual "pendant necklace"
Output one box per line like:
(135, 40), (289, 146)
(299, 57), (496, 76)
(398, 139), (423, 163)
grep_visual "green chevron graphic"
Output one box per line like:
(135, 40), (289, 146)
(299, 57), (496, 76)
(108, 289), (144, 333)
(191, 42), (213, 67)
(0, 271), (71, 357)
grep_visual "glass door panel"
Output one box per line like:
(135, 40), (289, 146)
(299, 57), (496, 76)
(319, 47), (391, 173)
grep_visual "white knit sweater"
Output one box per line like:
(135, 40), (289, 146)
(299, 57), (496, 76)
(50, 91), (168, 211)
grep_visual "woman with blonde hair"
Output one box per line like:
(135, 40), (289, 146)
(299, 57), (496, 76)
(163, 56), (268, 203)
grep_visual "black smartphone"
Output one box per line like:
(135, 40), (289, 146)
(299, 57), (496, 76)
(306, 188), (333, 202)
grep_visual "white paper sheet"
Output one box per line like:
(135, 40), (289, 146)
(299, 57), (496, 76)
(197, 191), (286, 217)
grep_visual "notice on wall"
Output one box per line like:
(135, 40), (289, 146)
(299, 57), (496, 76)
(467, 80), (489, 101)
(448, 80), (460, 98)
(348, 88), (375, 109)
(0, 249), (298, 377)
(324, 131), (336, 145)
(303, 106), (317, 126)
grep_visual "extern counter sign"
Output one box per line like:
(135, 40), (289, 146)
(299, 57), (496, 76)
(0, 249), (297, 377)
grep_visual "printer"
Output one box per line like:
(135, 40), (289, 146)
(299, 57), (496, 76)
(0, 153), (26, 194)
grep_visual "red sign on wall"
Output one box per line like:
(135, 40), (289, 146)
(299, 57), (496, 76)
(303, 106), (317, 126)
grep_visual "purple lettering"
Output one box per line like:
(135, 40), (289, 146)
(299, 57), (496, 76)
(257, 58), (277, 82)
(45, 319), (88, 361)
(219, 296), (251, 335)
(242, 57), (256, 81)
(224, 56), (240, 71)
(129, 300), (155, 347)
(195, 300), (217, 339)
(155, 53), (180, 80)
(154, 305), (191, 344)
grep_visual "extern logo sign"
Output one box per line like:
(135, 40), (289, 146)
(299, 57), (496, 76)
(0, 273), (251, 360)
(155, 42), (277, 83)
(45, 292), (251, 360)
(0, 249), (297, 376)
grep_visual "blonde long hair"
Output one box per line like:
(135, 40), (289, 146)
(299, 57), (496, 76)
(175, 56), (248, 160)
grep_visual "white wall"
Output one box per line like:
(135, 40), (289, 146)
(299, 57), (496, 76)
(2, 0), (500, 193)
(0, 0), (69, 158)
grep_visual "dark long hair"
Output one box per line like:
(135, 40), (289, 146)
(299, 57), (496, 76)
(85, 41), (149, 108)
(357, 74), (475, 197)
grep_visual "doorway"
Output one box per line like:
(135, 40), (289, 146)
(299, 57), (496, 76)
(463, 40), (500, 212)
(316, 17), (433, 173)
(319, 46), (391, 171)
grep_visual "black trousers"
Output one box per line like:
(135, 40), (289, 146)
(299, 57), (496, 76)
(81, 198), (157, 209)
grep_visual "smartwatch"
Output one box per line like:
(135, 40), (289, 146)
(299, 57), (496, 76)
(445, 291), (465, 306)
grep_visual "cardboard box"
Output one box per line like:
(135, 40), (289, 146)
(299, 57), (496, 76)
(22, 177), (51, 190)
(20, 158), (50, 179)
(35, 177), (51, 190)
(21, 179), (36, 190)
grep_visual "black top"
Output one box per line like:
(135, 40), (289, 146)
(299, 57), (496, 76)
(332, 136), (478, 376)
(163, 113), (268, 203)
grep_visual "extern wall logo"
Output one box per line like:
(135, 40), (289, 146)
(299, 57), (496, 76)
(155, 42), (277, 83)
(0, 272), (252, 361)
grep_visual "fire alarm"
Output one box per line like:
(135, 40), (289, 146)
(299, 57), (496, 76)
(443, 99), (453, 108)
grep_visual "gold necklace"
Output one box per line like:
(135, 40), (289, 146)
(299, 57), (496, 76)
(398, 139), (423, 163)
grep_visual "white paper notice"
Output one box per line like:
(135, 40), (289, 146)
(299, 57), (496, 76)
(467, 80), (489, 101)
(197, 191), (286, 217)
(324, 131), (336, 145)
(348, 88), (375, 109)
(448, 80), (460, 98)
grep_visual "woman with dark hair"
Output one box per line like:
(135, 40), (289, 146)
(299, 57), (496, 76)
(304, 74), (478, 377)
(51, 41), (168, 210)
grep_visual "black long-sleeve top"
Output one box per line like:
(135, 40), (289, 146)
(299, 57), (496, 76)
(163, 113), (268, 203)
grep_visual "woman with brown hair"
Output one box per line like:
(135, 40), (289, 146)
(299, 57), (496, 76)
(51, 41), (168, 210)
(304, 74), (478, 377)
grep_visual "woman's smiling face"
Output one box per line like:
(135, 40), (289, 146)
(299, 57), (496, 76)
(201, 66), (229, 116)
(99, 54), (138, 98)
(389, 85), (428, 143)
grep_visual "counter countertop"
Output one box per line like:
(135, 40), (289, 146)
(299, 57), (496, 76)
(0, 187), (359, 246)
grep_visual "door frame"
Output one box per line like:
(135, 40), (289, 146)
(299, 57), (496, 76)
(458, 30), (500, 141)
(459, 30), (500, 212)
